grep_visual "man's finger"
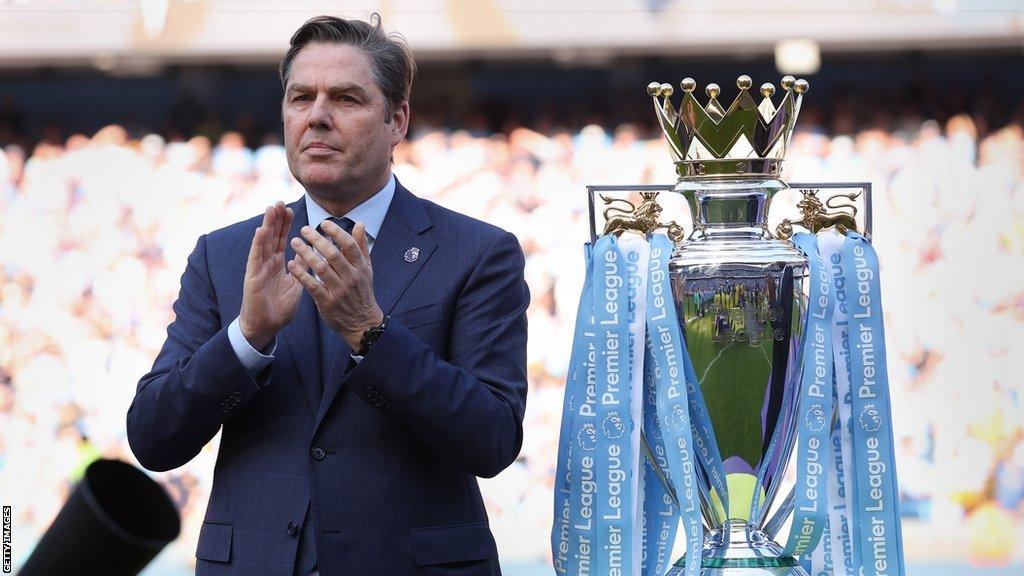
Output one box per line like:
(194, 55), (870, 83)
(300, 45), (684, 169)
(261, 204), (278, 261)
(269, 201), (285, 255)
(352, 222), (370, 260)
(287, 256), (327, 301)
(291, 236), (339, 286)
(320, 219), (364, 268)
(276, 206), (294, 254)
(300, 225), (356, 277)
(251, 206), (274, 266)
(248, 226), (264, 268)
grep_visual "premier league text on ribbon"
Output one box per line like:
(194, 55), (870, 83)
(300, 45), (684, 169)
(569, 320), (598, 573)
(554, 244), (599, 576)
(647, 244), (697, 511)
(848, 240), (901, 576)
(645, 235), (702, 576)
(599, 247), (626, 523)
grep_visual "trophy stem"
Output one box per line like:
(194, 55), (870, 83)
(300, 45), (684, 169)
(677, 177), (787, 242)
(670, 520), (808, 576)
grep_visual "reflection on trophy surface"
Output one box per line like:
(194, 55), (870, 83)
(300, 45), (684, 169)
(646, 74), (819, 574)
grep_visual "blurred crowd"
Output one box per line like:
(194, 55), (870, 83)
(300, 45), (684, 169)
(1, 108), (1022, 568)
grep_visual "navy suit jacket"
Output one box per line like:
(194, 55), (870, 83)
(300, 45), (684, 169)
(126, 182), (530, 576)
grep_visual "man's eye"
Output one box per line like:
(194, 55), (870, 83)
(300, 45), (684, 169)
(336, 95), (358, 103)
(293, 95), (311, 102)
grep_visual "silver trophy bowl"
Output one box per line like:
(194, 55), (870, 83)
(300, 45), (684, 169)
(664, 176), (808, 575)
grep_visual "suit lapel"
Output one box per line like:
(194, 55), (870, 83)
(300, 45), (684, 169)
(278, 197), (323, 415)
(367, 203), (438, 317)
(313, 182), (437, 433)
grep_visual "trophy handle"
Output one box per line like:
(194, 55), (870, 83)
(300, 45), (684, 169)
(763, 487), (795, 539)
(587, 184), (682, 244)
(776, 182), (873, 241)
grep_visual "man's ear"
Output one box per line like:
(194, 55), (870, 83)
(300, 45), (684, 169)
(389, 100), (410, 146)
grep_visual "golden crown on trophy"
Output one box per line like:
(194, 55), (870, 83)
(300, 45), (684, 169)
(647, 75), (809, 178)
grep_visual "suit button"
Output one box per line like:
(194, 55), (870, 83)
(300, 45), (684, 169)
(287, 521), (298, 536)
(310, 446), (326, 460)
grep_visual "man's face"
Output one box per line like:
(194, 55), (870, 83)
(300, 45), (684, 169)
(282, 43), (408, 196)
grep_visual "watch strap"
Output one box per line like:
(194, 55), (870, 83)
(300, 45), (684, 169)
(356, 315), (388, 356)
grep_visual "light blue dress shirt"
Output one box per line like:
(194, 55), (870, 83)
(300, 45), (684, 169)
(227, 173), (396, 377)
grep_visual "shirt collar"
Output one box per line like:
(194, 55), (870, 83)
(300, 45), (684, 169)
(303, 173), (395, 244)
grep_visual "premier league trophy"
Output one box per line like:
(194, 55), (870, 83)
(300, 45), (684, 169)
(553, 74), (904, 576)
(651, 74), (813, 575)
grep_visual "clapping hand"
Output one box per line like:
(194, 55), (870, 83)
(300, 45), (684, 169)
(287, 219), (383, 350)
(239, 202), (303, 351)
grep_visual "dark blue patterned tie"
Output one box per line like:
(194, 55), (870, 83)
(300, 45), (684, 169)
(315, 216), (355, 244)
(315, 216), (356, 388)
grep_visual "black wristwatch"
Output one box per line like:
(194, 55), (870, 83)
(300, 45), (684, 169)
(356, 315), (388, 356)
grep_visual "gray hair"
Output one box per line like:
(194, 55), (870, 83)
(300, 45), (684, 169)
(279, 13), (416, 120)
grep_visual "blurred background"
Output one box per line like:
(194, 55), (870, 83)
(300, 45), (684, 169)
(1, 0), (1023, 574)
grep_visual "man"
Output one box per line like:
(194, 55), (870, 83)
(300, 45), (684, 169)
(127, 15), (529, 576)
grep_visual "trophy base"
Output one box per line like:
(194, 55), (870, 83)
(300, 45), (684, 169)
(666, 520), (809, 576)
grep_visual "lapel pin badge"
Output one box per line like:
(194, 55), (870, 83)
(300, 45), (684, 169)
(404, 247), (420, 263)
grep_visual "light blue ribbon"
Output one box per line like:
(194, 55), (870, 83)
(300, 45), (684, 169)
(820, 232), (857, 576)
(552, 243), (595, 575)
(621, 237), (651, 571)
(783, 232), (835, 557)
(841, 232), (906, 576)
(645, 234), (703, 576)
(825, 381), (855, 576)
(641, 346), (679, 576)
(592, 234), (634, 575)
(682, 356), (730, 516)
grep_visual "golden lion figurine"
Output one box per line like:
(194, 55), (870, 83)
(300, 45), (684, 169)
(776, 190), (860, 239)
(600, 192), (685, 244)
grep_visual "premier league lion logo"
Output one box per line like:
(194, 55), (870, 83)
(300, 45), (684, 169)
(602, 412), (625, 439)
(859, 403), (882, 432)
(577, 424), (597, 451)
(805, 402), (827, 433)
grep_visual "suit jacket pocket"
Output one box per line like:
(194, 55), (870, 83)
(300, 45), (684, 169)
(410, 521), (497, 566)
(393, 302), (443, 329)
(196, 522), (233, 562)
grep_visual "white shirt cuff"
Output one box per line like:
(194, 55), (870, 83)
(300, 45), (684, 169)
(228, 316), (276, 377)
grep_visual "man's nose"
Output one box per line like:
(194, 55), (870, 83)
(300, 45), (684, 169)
(307, 94), (332, 130)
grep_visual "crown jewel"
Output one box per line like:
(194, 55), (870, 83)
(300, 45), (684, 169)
(648, 75), (809, 178)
